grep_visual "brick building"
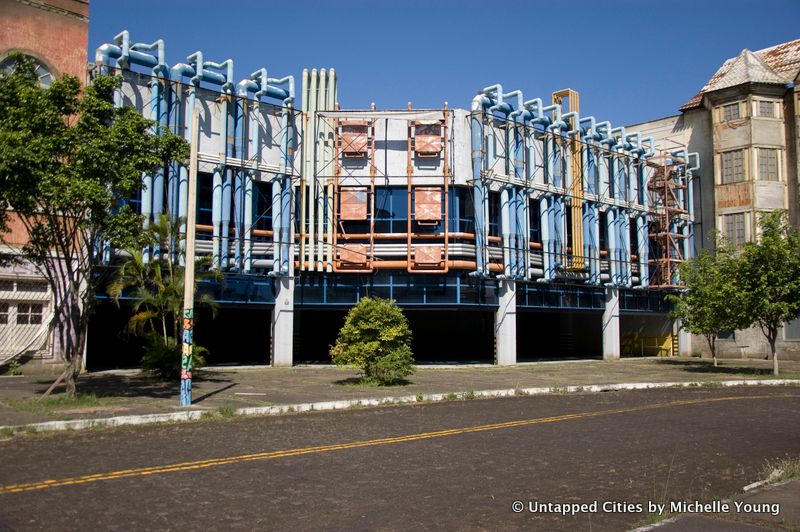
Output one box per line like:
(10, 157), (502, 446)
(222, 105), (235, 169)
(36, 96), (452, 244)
(0, 0), (89, 366)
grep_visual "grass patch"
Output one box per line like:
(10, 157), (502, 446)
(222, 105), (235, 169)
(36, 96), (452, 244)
(0, 393), (111, 416)
(642, 511), (672, 526)
(762, 456), (800, 483)
(0, 427), (14, 438)
(218, 405), (236, 418)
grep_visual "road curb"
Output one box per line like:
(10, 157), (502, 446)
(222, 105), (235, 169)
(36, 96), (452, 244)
(2, 378), (798, 435)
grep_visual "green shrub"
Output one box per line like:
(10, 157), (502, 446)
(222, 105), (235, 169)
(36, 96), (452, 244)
(141, 333), (206, 380)
(330, 297), (415, 385)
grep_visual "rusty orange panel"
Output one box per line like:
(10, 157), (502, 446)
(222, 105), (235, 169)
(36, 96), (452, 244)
(340, 187), (368, 220)
(414, 245), (442, 266)
(341, 123), (369, 156)
(414, 123), (442, 155)
(339, 244), (368, 265)
(415, 187), (442, 222)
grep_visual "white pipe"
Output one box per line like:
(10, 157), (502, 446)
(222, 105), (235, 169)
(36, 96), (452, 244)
(323, 69), (335, 272)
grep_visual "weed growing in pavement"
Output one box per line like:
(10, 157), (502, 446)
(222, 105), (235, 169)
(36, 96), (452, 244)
(286, 406), (295, 413)
(0, 427), (13, 438)
(641, 450), (677, 526)
(700, 381), (723, 388)
(415, 393), (424, 402)
(7, 359), (22, 376)
(24, 425), (37, 435)
(761, 456), (800, 483)
(514, 387), (528, 396)
(462, 390), (476, 401)
(549, 386), (569, 395)
(446, 392), (458, 401)
(218, 405), (235, 419)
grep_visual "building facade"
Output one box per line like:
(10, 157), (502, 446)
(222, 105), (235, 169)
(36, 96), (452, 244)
(630, 40), (800, 360)
(0, 0), (89, 367)
(82, 31), (696, 369)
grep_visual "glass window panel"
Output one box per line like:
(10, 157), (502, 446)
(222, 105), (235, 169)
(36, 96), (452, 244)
(723, 103), (740, 121)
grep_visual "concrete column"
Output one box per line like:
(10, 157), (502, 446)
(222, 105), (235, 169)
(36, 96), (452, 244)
(677, 319), (692, 356)
(495, 280), (517, 366)
(271, 277), (295, 367)
(602, 287), (620, 360)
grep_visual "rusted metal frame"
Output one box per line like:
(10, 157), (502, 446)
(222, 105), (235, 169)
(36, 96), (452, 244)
(332, 118), (375, 273)
(407, 111), (449, 274)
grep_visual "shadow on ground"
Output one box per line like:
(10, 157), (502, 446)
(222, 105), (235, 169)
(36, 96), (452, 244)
(654, 358), (776, 376)
(31, 371), (233, 400)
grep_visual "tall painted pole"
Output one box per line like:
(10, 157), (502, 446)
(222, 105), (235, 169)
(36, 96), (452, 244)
(181, 105), (200, 407)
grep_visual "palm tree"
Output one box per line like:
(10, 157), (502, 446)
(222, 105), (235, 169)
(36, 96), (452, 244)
(107, 214), (219, 375)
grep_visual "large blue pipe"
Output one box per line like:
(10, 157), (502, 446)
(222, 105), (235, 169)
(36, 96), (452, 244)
(470, 94), (489, 277)
(270, 76), (296, 276)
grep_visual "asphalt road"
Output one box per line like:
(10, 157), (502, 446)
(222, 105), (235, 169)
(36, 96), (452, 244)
(0, 386), (798, 531)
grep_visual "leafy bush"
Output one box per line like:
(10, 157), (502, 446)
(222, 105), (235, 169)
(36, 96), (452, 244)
(330, 297), (415, 385)
(141, 333), (206, 380)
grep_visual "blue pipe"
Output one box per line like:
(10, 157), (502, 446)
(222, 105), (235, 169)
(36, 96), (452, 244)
(470, 94), (489, 277)
(513, 124), (525, 278)
(538, 195), (552, 282)
(235, 69), (269, 272)
(605, 208), (617, 286)
(637, 214), (649, 287)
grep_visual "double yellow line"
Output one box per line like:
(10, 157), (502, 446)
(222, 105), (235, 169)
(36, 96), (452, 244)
(1, 393), (794, 495)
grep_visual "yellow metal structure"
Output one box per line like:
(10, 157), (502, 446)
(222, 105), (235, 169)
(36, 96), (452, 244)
(552, 89), (584, 270)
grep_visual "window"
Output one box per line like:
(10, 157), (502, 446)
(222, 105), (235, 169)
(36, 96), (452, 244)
(488, 192), (501, 237)
(758, 148), (779, 181)
(252, 182), (273, 232)
(0, 54), (53, 88)
(373, 187), (407, 233)
(723, 213), (746, 245)
(721, 149), (745, 184)
(757, 101), (775, 118)
(722, 103), (740, 121)
(16, 303), (43, 325)
(197, 172), (213, 227)
(785, 319), (800, 341)
(15, 281), (47, 293)
(0, 302), (8, 324)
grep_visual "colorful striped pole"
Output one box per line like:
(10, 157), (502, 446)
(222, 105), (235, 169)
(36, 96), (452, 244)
(181, 105), (200, 407)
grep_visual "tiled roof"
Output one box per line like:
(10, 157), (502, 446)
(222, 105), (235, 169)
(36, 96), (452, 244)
(680, 38), (800, 111)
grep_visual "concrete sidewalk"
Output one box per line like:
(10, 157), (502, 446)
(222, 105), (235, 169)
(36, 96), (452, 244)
(1, 357), (798, 431)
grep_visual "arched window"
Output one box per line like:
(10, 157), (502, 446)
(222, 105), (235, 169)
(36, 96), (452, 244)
(0, 54), (54, 88)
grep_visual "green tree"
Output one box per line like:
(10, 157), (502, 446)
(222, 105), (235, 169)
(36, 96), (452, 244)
(667, 246), (749, 366)
(107, 214), (216, 378)
(738, 211), (800, 376)
(0, 56), (188, 396)
(330, 297), (415, 385)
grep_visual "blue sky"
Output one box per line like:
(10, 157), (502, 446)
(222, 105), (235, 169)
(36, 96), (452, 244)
(89, 0), (799, 125)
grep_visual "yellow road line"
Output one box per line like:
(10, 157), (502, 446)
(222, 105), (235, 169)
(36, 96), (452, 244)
(1, 393), (795, 495)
